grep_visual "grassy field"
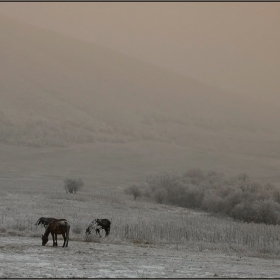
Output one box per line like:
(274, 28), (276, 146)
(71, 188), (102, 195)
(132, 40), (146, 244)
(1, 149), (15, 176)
(1, 142), (280, 259)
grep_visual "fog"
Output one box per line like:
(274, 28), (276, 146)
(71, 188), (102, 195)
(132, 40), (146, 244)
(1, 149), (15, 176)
(0, 2), (279, 104)
(1, 3), (280, 180)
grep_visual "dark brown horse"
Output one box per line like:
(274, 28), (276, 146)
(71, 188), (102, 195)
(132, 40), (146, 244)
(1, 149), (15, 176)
(42, 219), (70, 247)
(35, 217), (56, 228)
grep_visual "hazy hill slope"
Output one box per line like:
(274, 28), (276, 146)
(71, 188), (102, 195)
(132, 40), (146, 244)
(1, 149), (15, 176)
(1, 16), (279, 155)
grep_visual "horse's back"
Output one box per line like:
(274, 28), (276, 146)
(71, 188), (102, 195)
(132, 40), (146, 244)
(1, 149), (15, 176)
(35, 217), (56, 226)
(48, 219), (69, 234)
(99, 219), (111, 227)
(57, 220), (68, 227)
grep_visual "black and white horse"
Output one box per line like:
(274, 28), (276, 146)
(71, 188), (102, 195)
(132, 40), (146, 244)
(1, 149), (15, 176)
(35, 217), (66, 228)
(85, 218), (111, 237)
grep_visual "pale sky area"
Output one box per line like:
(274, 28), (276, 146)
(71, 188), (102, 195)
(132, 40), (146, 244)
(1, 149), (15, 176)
(0, 2), (279, 103)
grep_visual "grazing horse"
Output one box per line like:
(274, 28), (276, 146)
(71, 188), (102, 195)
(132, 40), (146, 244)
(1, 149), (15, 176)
(85, 218), (111, 238)
(42, 219), (70, 247)
(35, 217), (57, 228)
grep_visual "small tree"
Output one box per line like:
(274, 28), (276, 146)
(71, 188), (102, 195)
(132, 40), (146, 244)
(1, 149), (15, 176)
(64, 178), (84, 194)
(153, 188), (168, 204)
(125, 184), (142, 200)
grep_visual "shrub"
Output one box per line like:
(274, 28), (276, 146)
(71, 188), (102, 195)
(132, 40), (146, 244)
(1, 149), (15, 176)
(273, 189), (280, 203)
(64, 178), (84, 194)
(230, 202), (255, 222)
(141, 169), (280, 226)
(184, 186), (204, 208)
(153, 188), (168, 204)
(146, 172), (180, 191)
(222, 189), (243, 214)
(201, 191), (225, 213)
(252, 199), (280, 225)
(125, 184), (142, 200)
(167, 182), (187, 206)
(183, 168), (204, 179)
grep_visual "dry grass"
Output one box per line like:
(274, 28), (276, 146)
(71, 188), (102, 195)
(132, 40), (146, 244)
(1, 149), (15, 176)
(1, 135), (280, 275)
(1, 181), (280, 259)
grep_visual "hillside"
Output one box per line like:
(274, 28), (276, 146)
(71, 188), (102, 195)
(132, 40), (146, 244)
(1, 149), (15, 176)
(2, 12), (280, 279)
(1, 16), (280, 157)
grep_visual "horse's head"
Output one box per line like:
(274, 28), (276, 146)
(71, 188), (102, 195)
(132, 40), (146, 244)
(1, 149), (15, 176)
(42, 234), (48, 246)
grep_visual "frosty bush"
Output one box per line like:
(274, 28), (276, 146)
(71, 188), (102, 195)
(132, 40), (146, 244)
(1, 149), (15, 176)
(141, 169), (280, 225)
(64, 178), (84, 194)
(125, 184), (142, 200)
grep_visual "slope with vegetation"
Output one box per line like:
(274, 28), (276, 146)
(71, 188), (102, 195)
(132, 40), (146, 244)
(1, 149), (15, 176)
(126, 169), (280, 225)
(1, 16), (280, 159)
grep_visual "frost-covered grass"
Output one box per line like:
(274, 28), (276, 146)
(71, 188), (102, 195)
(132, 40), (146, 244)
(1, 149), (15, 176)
(1, 180), (280, 259)
(1, 142), (280, 259)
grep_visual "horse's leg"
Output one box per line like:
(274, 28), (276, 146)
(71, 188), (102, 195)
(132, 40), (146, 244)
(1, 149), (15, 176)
(62, 233), (66, 247)
(55, 233), (58, 246)
(105, 227), (110, 237)
(96, 228), (101, 238)
(66, 225), (70, 247)
(51, 233), (55, 246)
(53, 233), (56, 246)
(64, 232), (67, 247)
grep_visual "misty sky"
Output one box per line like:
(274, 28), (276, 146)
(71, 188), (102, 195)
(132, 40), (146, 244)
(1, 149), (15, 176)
(0, 2), (279, 103)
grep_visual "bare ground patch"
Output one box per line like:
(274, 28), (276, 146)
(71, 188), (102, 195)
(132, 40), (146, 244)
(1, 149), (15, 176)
(0, 236), (280, 278)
